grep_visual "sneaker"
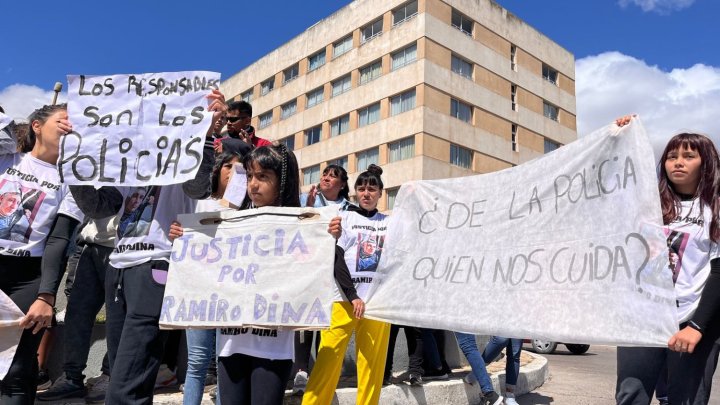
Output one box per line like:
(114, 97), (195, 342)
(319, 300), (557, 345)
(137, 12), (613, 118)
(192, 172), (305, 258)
(463, 372), (477, 385)
(209, 385), (218, 399)
(292, 370), (308, 395)
(482, 391), (504, 405)
(36, 374), (87, 401)
(423, 368), (448, 381)
(383, 375), (393, 386)
(154, 364), (178, 390)
(505, 396), (520, 405)
(36, 369), (51, 392)
(407, 373), (423, 386)
(85, 373), (109, 404)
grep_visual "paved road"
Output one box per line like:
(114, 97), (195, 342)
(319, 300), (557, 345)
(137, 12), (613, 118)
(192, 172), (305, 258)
(516, 345), (720, 405)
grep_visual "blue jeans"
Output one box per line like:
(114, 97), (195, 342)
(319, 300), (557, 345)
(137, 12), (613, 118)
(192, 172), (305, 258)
(183, 329), (218, 405)
(454, 332), (494, 394)
(482, 336), (522, 386)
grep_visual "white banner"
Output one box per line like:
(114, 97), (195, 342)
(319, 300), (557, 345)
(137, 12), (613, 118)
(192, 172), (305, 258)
(365, 120), (678, 347)
(0, 290), (24, 379)
(60, 71), (220, 186)
(160, 206), (338, 330)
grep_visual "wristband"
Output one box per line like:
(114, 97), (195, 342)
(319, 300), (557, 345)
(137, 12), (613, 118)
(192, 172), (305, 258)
(36, 296), (55, 308)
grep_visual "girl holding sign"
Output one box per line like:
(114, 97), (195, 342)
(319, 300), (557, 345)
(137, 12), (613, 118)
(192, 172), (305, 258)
(303, 164), (390, 405)
(616, 127), (720, 405)
(0, 104), (84, 404)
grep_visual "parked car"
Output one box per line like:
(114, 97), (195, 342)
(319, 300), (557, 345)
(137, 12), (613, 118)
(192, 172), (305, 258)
(526, 339), (590, 355)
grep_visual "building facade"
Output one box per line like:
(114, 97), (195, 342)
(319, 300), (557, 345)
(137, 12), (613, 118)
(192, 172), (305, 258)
(222, 0), (576, 210)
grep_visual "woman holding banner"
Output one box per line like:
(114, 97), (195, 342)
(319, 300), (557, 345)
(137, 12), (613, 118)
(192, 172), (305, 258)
(616, 123), (720, 405)
(0, 104), (84, 404)
(68, 90), (226, 405)
(302, 164), (390, 405)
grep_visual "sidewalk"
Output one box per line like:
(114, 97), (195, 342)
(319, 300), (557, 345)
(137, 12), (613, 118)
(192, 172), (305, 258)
(149, 351), (549, 405)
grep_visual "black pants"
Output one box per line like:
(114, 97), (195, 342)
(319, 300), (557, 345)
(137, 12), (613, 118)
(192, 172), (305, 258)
(385, 325), (424, 377)
(63, 243), (113, 382)
(293, 330), (320, 372)
(0, 257), (44, 405)
(218, 353), (292, 405)
(104, 261), (168, 405)
(616, 334), (720, 405)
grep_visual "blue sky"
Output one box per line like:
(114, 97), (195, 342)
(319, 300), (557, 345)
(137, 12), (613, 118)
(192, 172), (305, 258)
(2, 0), (719, 145)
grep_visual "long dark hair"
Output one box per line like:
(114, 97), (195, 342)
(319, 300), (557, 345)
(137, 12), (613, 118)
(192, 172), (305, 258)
(322, 164), (350, 200)
(240, 144), (300, 209)
(25, 103), (67, 151)
(354, 164), (384, 190)
(211, 152), (242, 198)
(658, 132), (720, 242)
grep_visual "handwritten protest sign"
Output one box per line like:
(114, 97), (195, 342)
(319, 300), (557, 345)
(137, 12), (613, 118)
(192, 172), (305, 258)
(61, 71), (220, 186)
(0, 290), (24, 379)
(365, 120), (677, 346)
(160, 206), (338, 330)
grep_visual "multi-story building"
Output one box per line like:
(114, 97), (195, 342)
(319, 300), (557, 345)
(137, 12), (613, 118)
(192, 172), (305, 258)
(222, 0), (576, 210)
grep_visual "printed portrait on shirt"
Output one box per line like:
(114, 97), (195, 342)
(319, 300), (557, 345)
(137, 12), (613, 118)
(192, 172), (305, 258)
(665, 229), (689, 283)
(117, 186), (161, 239)
(0, 179), (46, 243)
(355, 233), (385, 273)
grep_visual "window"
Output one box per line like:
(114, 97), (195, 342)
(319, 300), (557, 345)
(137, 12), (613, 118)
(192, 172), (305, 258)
(359, 60), (382, 85)
(361, 18), (383, 43)
(450, 144), (472, 169)
(356, 148), (379, 171)
(451, 99), (472, 123)
(510, 45), (517, 71)
(511, 124), (519, 152)
(390, 89), (416, 116)
(330, 114), (350, 136)
(544, 139), (560, 154)
(511, 84), (518, 111)
(391, 44), (417, 70)
(333, 35), (353, 58)
(328, 156), (348, 171)
(308, 50), (326, 72)
(306, 87), (324, 108)
(260, 77), (274, 96)
(358, 103), (380, 127)
(280, 135), (295, 151)
(451, 9), (473, 36)
(387, 188), (399, 210)
(258, 111), (273, 129)
(281, 100), (296, 119)
(542, 64), (559, 85)
(389, 137), (415, 162)
(305, 125), (322, 146)
(543, 101), (559, 121)
(393, 1), (418, 25)
(451, 55), (473, 79)
(240, 89), (253, 103)
(303, 165), (321, 186)
(283, 64), (299, 84)
(331, 75), (351, 97)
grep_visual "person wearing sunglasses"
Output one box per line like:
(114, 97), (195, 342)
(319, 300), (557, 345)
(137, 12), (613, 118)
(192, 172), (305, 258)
(225, 101), (271, 148)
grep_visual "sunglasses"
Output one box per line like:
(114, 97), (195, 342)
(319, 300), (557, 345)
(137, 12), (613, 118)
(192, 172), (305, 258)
(226, 116), (249, 123)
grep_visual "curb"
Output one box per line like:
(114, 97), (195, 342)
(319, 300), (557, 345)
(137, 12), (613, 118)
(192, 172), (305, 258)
(151, 352), (549, 405)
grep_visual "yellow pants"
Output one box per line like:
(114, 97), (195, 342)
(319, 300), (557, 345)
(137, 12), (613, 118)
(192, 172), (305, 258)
(302, 302), (391, 405)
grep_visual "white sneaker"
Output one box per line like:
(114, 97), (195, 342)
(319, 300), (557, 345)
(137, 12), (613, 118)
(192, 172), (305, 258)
(504, 394), (520, 405)
(292, 370), (308, 395)
(154, 364), (177, 390)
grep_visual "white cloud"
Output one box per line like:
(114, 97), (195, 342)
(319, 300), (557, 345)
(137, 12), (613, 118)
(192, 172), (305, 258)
(0, 84), (67, 122)
(618, 0), (695, 13)
(576, 51), (720, 159)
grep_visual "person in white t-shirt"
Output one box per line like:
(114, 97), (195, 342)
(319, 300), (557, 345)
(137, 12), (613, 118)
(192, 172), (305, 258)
(303, 164), (390, 405)
(0, 104), (84, 404)
(615, 126), (720, 405)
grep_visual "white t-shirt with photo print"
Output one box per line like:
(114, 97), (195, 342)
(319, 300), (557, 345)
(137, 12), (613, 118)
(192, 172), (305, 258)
(668, 199), (720, 323)
(0, 153), (83, 257)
